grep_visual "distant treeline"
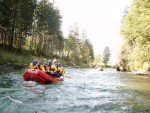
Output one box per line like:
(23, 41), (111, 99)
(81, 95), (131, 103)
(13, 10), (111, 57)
(0, 0), (94, 66)
(118, 0), (150, 71)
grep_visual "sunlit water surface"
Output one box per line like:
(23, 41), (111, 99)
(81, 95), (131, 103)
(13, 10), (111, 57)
(0, 68), (150, 113)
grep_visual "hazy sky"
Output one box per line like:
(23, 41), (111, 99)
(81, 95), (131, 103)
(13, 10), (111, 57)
(53, 0), (133, 63)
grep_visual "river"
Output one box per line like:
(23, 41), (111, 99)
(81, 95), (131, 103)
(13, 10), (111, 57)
(0, 68), (150, 113)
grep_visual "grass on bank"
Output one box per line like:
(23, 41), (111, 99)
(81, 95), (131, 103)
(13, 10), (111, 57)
(0, 48), (69, 67)
(0, 48), (115, 68)
(0, 49), (48, 65)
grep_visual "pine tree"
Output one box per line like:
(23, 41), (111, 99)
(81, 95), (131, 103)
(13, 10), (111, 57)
(103, 46), (110, 67)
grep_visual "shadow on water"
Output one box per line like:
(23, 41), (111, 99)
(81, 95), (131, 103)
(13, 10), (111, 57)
(0, 68), (150, 113)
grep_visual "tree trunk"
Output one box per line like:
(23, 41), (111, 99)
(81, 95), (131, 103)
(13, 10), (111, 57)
(19, 32), (22, 51)
(9, 3), (17, 49)
(14, 29), (17, 46)
(1, 29), (4, 45)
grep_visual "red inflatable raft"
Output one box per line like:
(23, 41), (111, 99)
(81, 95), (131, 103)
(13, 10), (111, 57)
(23, 69), (64, 83)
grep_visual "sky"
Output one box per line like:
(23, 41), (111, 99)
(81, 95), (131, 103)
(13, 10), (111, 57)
(53, 0), (133, 64)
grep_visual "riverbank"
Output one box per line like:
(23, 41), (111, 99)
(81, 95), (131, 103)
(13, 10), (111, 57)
(129, 70), (150, 77)
(116, 66), (150, 77)
(0, 48), (65, 69)
(0, 49), (47, 69)
(0, 49), (93, 69)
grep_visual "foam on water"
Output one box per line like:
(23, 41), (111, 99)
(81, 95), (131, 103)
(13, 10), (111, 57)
(0, 68), (150, 113)
(0, 96), (23, 104)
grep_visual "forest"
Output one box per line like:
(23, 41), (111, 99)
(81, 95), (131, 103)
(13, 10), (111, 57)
(118, 0), (150, 72)
(4, 0), (149, 69)
(0, 0), (97, 66)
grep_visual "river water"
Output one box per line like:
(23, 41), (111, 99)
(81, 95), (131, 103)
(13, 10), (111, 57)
(0, 67), (150, 113)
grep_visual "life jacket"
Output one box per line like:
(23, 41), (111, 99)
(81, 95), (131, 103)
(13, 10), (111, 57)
(56, 67), (63, 74)
(61, 66), (65, 75)
(43, 65), (49, 72)
(48, 65), (57, 73)
(37, 65), (45, 71)
(29, 63), (38, 69)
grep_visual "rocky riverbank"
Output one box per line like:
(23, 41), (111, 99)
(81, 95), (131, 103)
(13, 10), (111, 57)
(0, 63), (28, 70)
(129, 70), (150, 76)
(116, 66), (150, 76)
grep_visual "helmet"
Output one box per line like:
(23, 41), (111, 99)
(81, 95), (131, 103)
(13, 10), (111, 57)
(38, 61), (41, 64)
(47, 60), (52, 64)
(55, 62), (59, 67)
(32, 59), (37, 63)
(58, 62), (61, 66)
(44, 62), (47, 65)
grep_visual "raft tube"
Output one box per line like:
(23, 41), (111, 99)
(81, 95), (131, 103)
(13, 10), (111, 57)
(23, 69), (64, 83)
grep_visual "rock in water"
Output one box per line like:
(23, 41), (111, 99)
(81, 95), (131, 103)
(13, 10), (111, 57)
(99, 67), (104, 71)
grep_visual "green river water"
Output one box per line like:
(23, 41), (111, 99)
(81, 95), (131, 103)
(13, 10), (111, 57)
(0, 68), (150, 113)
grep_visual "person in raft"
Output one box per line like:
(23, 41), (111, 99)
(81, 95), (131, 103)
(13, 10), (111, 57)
(46, 60), (57, 76)
(58, 62), (65, 76)
(29, 59), (38, 69)
(37, 61), (45, 71)
(43, 62), (49, 72)
(52, 58), (57, 64)
(54, 62), (63, 77)
(52, 58), (65, 75)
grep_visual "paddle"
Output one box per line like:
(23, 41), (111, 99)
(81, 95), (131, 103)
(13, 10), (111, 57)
(64, 74), (71, 78)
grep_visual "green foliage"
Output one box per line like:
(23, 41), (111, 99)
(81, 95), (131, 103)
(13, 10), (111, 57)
(93, 54), (103, 66)
(30, 0), (63, 56)
(63, 25), (94, 66)
(36, 0), (62, 34)
(0, 0), (94, 66)
(119, 0), (150, 71)
(102, 46), (110, 66)
(0, 49), (32, 64)
(0, 0), (63, 57)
